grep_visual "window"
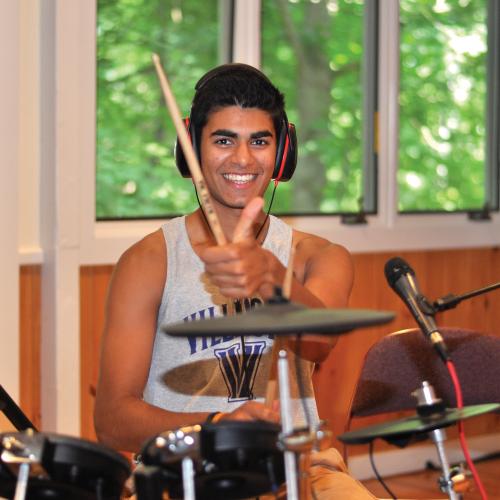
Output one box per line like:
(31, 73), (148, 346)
(96, 0), (228, 219)
(95, 0), (499, 220)
(398, 0), (491, 212)
(261, 0), (377, 215)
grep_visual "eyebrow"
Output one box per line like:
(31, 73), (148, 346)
(210, 129), (274, 139)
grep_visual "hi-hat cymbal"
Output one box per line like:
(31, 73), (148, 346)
(162, 302), (395, 337)
(338, 403), (500, 446)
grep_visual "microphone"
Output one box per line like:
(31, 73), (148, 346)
(384, 257), (449, 362)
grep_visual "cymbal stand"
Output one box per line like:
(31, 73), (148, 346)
(181, 456), (196, 500)
(412, 381), (469, 500)
(277, 350), (332, 500)
(278, 349), (299, 500)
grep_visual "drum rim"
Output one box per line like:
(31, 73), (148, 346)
(0, 431), (131, 471)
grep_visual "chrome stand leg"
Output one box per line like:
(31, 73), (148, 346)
(431, 428), (462, 500)
(278, 349), (299, 500)
(413, 382), (466, 500)
(181, 456), (196, 500)
(13, 462), (30, 500)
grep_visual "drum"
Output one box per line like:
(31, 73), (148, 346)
(0, 431), (130, 500)
(137, 421), (285, 500)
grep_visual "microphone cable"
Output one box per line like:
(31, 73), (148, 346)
(446, 359), (488, 499)
(368, 441), (397, 499)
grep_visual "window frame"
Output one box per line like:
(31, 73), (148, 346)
(486, 0), (500, 212)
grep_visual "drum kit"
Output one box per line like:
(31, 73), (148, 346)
(2, 301), (498, 500)
(2, 50), (496, 499)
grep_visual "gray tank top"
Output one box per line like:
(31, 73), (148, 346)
(143, 215), (319, 427)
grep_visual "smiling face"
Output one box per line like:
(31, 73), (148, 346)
(199, 105), (277, 210)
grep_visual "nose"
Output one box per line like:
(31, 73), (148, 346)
(232, 142), (253, 166)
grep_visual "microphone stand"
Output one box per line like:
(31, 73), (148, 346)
(433, 282), (500, 313)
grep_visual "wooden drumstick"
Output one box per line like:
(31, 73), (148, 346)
(152, 53), (227, 245)
(265, 246), (296, 407)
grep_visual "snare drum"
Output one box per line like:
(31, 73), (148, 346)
(0, 431), (130, 499)
(137, 421), (285, 500)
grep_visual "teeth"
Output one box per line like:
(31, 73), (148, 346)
(223, 173), (256, 184)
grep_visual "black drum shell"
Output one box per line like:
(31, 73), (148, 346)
(0, 432), (130, 500)
(140, 420), (285, 500)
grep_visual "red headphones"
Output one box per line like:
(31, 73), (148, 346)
(175, 64), (297, 182)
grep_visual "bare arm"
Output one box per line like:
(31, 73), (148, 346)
(94, 229), (277, 453)
(94, 230), (189, 452)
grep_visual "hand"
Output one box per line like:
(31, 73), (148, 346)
(219, 400), (280, 423)
(201, 198), (281, 299)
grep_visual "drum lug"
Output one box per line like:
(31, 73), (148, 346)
(1, 429), (48, 479)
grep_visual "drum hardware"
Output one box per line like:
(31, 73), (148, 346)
(413, 381), (470, 500)
(277, 348), (299, 500)
(1, 430), (48, 500)
(160, 289), (396, 499)
(338, 401), (500, 447)
(135, 425), (201, 500)
(136, 351), (331, 500)
(137, 421), (285, 500)
(339, 382), (500, 500)
(158, 300), (393, 499)
(0, 431), (131, 500)
(276, 351), (333, 500)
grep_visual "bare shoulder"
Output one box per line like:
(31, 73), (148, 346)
(118, 228), (166, 269)
(110, 228), (167, 297)
(293, 229), (352, 274)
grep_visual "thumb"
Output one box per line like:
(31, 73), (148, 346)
(233, 197), (264, 242)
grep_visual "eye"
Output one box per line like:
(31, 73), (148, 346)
(214, 137), (232, 146)
(251, 138), (270, 146)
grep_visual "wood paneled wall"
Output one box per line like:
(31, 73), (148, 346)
(19, 265), (41, 429)
(18, 247), (500, 453)
(80, 265), (115, 440)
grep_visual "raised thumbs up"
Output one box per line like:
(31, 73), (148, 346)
(233, 197), (265, 243)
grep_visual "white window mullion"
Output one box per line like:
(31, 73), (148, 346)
(378, 0), (400, 227)
(232, 0), (261, 67)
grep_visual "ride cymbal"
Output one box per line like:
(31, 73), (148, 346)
(338, 403), (500, 446)
(162, 302), (395, 337)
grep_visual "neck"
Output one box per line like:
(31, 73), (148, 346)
(188, 206), (269, 246)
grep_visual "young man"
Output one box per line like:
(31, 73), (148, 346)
(94, 64), (375, 499)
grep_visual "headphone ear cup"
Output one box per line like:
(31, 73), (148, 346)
(175, 118), (194, 178)
(273, 121), (298, 182)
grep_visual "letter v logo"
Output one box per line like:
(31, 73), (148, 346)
(214, 341), (266, 402)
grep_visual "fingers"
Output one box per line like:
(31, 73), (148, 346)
(233, 197), (264, 243)
(200, 196), (275, 298)
(221, 400), (280, 424)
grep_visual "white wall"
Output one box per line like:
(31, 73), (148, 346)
(0, 0), (21, 401)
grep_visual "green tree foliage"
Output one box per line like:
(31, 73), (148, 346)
(97, 0), (219, 218)
(262, 0), (365, 214)
(399, 0), (487, 211)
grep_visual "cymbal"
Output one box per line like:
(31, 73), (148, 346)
(162, 302), (395, 337)
(338, 403), (500, 446)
